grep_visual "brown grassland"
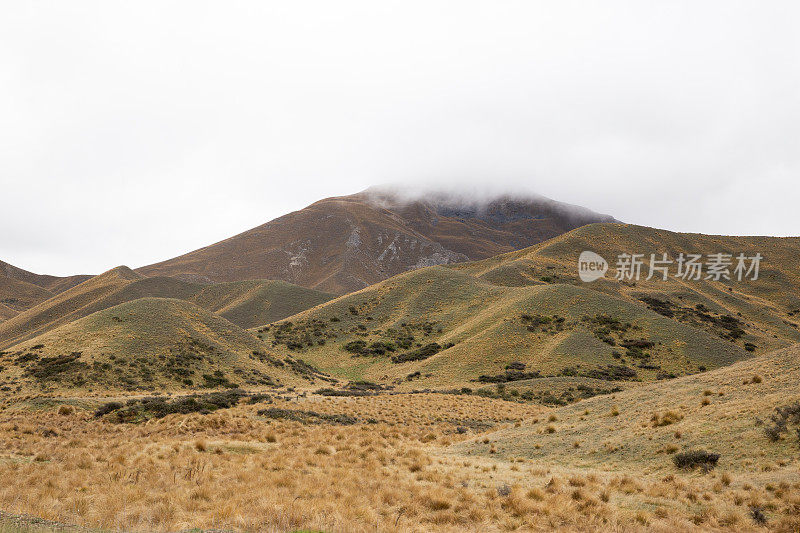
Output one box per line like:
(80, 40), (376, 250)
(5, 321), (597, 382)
(1, 347), (799, 533)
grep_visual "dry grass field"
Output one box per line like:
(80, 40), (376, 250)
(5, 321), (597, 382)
(1, 343), (799, 533)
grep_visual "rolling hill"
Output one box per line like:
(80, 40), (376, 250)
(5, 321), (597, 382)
(0, 266), (159, 350)
(0, 276), (52, 315)
(188, 279), (333, 329)
(0, 303), (17, 322)
(0, 298), (330, 392)
(256, 266), (750, 392)
(138, 189), (616, 294)
(0, 266), (334, 350)
(455, 223), (800, 354)
(0, 259), (91, 314)
(256, 223), (800, 394)
(0, 261), (91, 310)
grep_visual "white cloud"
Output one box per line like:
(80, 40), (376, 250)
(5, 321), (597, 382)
(1, 1), (798, 275)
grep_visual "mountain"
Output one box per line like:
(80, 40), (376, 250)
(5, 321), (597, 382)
(256, 223), (800, 392)
(0, 298), (327, 392)
(137, 189), (616, 294)
(0, 259), (91, 315)
(0, 266), (334, 350)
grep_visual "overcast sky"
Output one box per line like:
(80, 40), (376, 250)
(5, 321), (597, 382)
(2, 2), (799, 276)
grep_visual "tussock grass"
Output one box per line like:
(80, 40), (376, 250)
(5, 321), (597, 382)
(5, 386), (792, 531)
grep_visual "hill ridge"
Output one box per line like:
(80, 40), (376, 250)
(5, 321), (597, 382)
(0, 266), (334, 349)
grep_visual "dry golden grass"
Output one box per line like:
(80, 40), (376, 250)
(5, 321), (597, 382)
(2, 386), (798, 532)
(0, 393), (542, 532)
(449, 345), (800, 531)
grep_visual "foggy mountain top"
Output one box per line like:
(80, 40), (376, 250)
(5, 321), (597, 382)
(361, 185), (619, 225)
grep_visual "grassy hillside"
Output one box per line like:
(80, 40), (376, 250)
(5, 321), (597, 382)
(0, 267), (333, 350)
(0, 298), (328, 393)
(455, 223), (800, 354)
(0, 277), (53, 313)
(256, 266), (749, 391)
(0, 303), (17, 322)
(453, 343), (800, 475)
(189, 280), (334, 329)
(0, 266), (151, 350)
(0, 259), (90, 298)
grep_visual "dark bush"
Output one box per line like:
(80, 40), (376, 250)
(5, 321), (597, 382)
(258, 407), (358, 425)
(94, 401), (123, 417)
(673, 450), (719, 470)
(391, 342), (442, 363)
(314, 387), (370, 397)
(347, 380), (383, 391)
(98, 390), (247, 423)
(283, 357), (328, 381)
(571, 365), (637, 381)
(763, 402), (800, 443)
(246, 394), (272, 404)
(343, 340), (367, 353)
(639, 297), (675, 317)
(750, 506), (767, 526)
(620, 339), (655, 349)
(477, 370), (542, 383)
(201, 370), (238, 389)
(26, 353), (86, 381)
(343, 340), (397, 357)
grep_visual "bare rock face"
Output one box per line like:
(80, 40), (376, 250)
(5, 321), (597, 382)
(137, 189), (616, 294)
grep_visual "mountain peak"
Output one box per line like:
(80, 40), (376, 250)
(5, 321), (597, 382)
(359, 186), (618, 227)
(138, 189), (616, 294)
(100, 265), (143, 280)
